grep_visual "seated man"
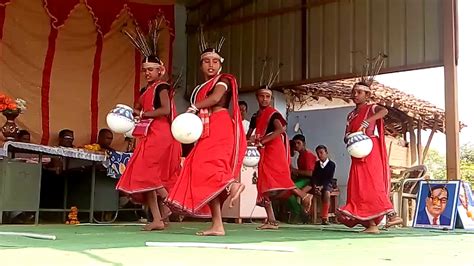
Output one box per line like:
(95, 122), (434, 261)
(11, 129), (50, 164)
(17, 129), (31, 143)
(239, 100), (250, 134)
(40, 129), (75, 210)
(87, 128), (114, 152)
(58, 129), (75, 148)
(289, 139), (298, 169)
(309, 145), (336, 225)
(286, 134), (317, 222)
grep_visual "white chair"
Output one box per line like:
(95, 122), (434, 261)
(392, 165), (428, 226)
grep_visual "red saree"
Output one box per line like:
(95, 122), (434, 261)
(336, 103), (394, 227)
(255, 107), (295, 206)
(116, 80), (182, 203)
(166, 73), (246, 217)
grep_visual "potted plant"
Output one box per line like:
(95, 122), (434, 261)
(0, 94), (27, 141)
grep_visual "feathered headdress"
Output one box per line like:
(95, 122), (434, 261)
(355, 52), (387, 91)
(256, 57), (283, 96)
(198, 26), (225, 63)
(122, 17), (164, 68)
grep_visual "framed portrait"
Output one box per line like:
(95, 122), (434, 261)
(413, 180), (460, 230)
(457, 181), (474, 230)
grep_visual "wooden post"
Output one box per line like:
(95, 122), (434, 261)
(422, 122), (439, 164)
(301, 0), (308, 80)
(417, 120), (422, 165)
(402, 123), (407, 143)
(408, 118), (417, 165)
(443, 0), (460, 180)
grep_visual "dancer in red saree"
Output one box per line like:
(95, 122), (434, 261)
(336, 82), (402, 233)
(167, 36), (246, 236)
(117, 20), (181, 231)
(248, 87), (312, 230)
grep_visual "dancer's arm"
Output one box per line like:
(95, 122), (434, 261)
(357, 105), (388, 132)
(142, 88), (171, 118)
(260, 119), (286, 145)
(193, 78), (229, 109)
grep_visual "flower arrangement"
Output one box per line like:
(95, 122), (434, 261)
(0, 94), (27, 115)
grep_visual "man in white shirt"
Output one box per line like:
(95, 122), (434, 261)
(239, 101), (251, 134)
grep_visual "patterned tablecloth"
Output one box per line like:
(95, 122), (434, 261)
(0, 141), (106, 161)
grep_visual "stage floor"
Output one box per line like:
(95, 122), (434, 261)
(0, 222), (473, 265)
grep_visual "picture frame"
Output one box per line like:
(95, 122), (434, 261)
(457, 181), (474, 230)
(413, 180), (460, 230)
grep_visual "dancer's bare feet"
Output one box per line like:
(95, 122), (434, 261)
(160, 210), (172, 222)
(196, 225), (225, 236)
(142, 221), (165, 231)
(384, 216), (403, 228)
(361, 226), (380, 234)
(228, 183), (245, 208)
(256, 222), (279, 230)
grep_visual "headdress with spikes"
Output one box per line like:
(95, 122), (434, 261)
(256, 57), (283, 96)
(199, 26), (225, 63)
(122, 17), (165, 69)
(355, 52), (387, 92)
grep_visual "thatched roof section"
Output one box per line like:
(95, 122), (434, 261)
(284, 78), (465, 135)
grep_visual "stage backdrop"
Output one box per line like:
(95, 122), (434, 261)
(0, 0), (175, 148)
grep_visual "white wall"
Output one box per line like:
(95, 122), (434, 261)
(287, 107), (353, 205)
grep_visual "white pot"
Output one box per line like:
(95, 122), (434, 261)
(346, 132), (373, 158)
(171, 113), (203, 144)
(106, 104), (135, 134)
(243, 146), (260, 167)
(124, 125), (135, 138)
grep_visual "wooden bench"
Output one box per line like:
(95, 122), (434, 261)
(311, 190), (340, 224)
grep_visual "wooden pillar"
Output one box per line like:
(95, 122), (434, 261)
(301, 0), (308, 80)
(422, 122), (439, 164)
(443, 0), (460, 180)
(417, 120), (422, 165)
(408, 118), (417, 165)
(402, 123), (407, 143)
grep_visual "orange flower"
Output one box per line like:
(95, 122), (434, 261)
(4, 98), (13, 105)
(7, 103), (17, 110)
(0, 104), (5, 112)
(0, 95), (5, 101)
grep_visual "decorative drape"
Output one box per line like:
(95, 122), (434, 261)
(0, 0), (175, 147)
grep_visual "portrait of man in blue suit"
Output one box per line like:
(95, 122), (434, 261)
(416, 185), (451, 226)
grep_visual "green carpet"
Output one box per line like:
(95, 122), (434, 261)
(0, 223), (473, 266)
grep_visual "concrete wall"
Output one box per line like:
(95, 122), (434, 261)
(172, 4), (188, 114)
(287, 107), (353, 204)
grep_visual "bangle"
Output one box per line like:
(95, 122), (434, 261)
(139, 110), (144, 119)
(361, 120), (369, 129)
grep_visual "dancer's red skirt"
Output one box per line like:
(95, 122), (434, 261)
(336, 136), (393, 227)
(256, 136), (295, 206)
(116, 117), (181, 203)
(167, 110), (238, 217)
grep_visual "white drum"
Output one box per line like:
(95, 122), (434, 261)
(171, 113), (203, 144)
(346, 132), (373, 158)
